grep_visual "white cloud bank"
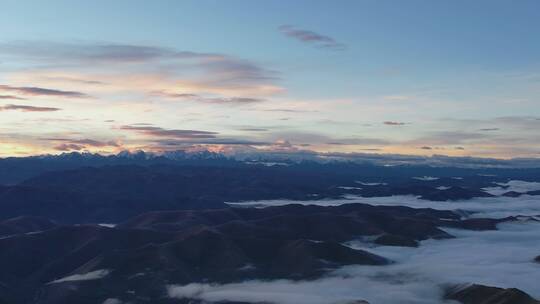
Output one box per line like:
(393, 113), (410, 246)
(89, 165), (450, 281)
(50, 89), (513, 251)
(227, 181), (540, 219)
(483, 180), (540, 196)
(168, 221), (540, 304)
(195, 192), (540, 304)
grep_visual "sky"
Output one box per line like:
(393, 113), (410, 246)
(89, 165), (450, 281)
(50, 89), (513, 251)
(1, 0), (540, 158)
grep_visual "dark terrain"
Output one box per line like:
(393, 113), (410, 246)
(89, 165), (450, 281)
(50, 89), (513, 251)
(1, 152), (540, 224)
(0, 202), (535, 304)
(0, 153), (539, 304)
(445, 284), (540, 304)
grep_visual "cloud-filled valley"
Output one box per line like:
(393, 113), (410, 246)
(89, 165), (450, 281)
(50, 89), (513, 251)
(167, 220), (540, 304)
(172, 191), (540, 304)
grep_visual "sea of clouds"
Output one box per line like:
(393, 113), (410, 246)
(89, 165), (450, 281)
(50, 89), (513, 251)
(168, 222), (540, 304)
(168, 181), (540, 304)
(226, 180), (540, 219)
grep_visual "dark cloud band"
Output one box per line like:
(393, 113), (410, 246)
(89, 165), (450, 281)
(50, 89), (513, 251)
(119, 125), (218, 139)
(0, 85), (90, 98)
(0, 104), (61, 112)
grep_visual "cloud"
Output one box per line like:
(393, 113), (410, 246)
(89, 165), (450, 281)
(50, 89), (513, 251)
(238, 127), (270, 132)
(202, 97), (264, 104)
(447, 116), (540, 132)
(202, 195), (540, 304)
(410, 131), (486, 146)
(246, 132), (391, 151)
(117, 123), (273, 149)
(261, 108), (318, 113)
(0, 42), (280, 96)
(41, 76), (106, 85)
(316, 119), (358, 126)
(420, 146), (433, 150)
(261, 131), (332, 145)
(152, 91), (199, 99)
(0, 42), (176, 63)
(49, 269), (110, 284)
(0, 84), (90, 98)
(119, 125), (218, 139)
(155, 138), (270, 146)
(326, 137), (391, 146)
(44, 138), (121, 151)
(279, 25), (346, 50)
(0, 95), (26, 100)
(153, 91), (265, 105)
(483, 180), (540, 196)
(494, 116), (540, 127)
(168, 220), (540, 304)
(383, 121), (407, 126)
(383, 95), (411, 101)
(53, 143), (86, 151)
(229, 191), (540, 219)
(394, 118), (540, 157)
(0, 104), (61, 112)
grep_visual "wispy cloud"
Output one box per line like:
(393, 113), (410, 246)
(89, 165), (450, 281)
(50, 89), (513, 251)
(0, 42), (175, 63)
(0, 41), (282, 98)
(43, 138), (121, 151)
(153, 91), (265, 105)
(52, 143), (86, 151)
(409, 131), (487, 146)
(238, 127), (270, 132)
(0, 95), (26, 100)
(119, 125), (218, 139)
(155, 138), (270, 147)
(383, 95), (411, 101)
(260, 108), (318, 113)
(40, 76), (106, 85)
(0, 104), (61, 112)
(279, 25), (346, 50)
(257, 131), (390, 149)
(326, 137), (391, 146)
(0, 84), (90, 98)
(383, 121), (407, 126)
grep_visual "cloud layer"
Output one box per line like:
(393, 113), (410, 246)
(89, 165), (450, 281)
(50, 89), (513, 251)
(0, 40), (539, 159)
(0, 84), (90, 98)
(171, 193), (540, 304)
(0, 104), (61, 112)
(119, 125), (218, 139)
(169, 220), (540, 304)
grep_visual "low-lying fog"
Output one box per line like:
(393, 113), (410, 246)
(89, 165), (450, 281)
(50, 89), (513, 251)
(226, 180), (540, 219)
(168, 181), (540, 304)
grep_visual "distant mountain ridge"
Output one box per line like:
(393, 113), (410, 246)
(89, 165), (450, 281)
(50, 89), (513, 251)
(2, 150), (540, 185)
(0, 150), (236, 185)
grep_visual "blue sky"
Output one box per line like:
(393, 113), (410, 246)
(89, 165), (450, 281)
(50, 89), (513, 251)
(0, 0), (539, 157)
